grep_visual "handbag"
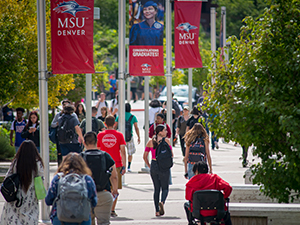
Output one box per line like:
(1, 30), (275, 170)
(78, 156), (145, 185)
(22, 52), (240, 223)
(1, 173), (23, 207)
(34, 176), (46, 200)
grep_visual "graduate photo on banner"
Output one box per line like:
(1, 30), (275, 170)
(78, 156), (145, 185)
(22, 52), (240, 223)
(174, 0), (202, 69)
(51, 0), (95, 74)
(129, 0), (165, 76)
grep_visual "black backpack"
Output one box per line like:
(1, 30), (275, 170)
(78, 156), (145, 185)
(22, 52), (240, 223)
(80, 150), (111, 192)
(172, 100), (181, 118)
(125, 115), (134, 142)
(57, 115), (75, 144)
(82, 118), (100, 136)
(1, 173), (23, 207)
(188, 136), (206, 164)
(155, 137), (173, 172)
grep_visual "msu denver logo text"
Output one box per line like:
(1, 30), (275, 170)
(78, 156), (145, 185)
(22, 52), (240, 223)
(176, 22), (197, 45)
(53, 1), (91, 36)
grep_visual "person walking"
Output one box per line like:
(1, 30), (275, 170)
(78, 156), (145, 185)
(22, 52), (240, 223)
(186, 106), (202, 132)
(149, 113), (171, 139)
(184, 161), (232, 225)
(51, 100), (71, 165)
(10, 107), (26, 153)
(95, 93), (109, 118)
(184, 123), (212, 179)
(57, 105), (84, 160)
(81, 132), (118, 225)
(143, 125), (173, 217)
(45, 153), (97, 225)
(110, 90), (119, 118)
(80, 107), (105, 136)
(98, 106), (108, 123)
(109, 74), (117, 100)
(176, 106), (190, 157)
(97, 115), (126, 218)
(21, 111), (40, 152)
(0, 140), (44, 225)
(115, 103), (140, 172)
(149, 99), (162, 127)
(75, 103), (86, 123)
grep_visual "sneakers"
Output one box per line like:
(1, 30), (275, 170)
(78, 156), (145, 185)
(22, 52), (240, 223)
(215, 141), (219, 149)
(127, 168), (132, 172)
(111, 211), (118, 217)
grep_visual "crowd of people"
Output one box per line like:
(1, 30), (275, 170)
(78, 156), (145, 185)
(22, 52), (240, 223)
(0, 90), (236, 225)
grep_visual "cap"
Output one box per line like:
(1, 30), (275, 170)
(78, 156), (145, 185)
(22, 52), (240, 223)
(143, 1), (157, 8)
(183, 106), (189, 111)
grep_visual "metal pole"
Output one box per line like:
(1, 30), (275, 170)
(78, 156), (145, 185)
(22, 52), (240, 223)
(221, 6), (228, 62)
(166, 0), (172, 145)
(118, 0), (126, 178)
(140, 76), (150, 173)
(125, 38), (131, 102)
(188, 68), (193, 110)
(86, 74), (92, 132)
(37, 0), (50, 222)
(210, 7), (216, 84)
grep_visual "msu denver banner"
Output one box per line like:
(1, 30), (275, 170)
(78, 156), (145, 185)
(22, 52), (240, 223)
(51, 0), (94, 74)
(129, 0), (165, 76)
(174, 1), (202, 68)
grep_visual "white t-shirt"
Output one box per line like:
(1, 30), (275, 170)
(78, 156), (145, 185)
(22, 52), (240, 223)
(96, 101), (108, 118)
(111, 98), (118, 116)
(149, 107), (162, 125)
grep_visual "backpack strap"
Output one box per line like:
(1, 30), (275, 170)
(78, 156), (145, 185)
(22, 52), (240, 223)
(128, 115), (134, 123)
(105, 101), (108, 108)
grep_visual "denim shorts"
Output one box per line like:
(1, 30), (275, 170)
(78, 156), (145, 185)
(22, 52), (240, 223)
(60, 143), (82, 156)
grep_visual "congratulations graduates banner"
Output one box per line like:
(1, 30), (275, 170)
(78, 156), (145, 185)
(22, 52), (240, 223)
(129, 0), (165, 76)
(174, 1), (202, 68)
(51, 0), (95, 74)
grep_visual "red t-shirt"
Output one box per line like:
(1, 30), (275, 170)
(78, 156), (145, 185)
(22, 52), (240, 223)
(97, 129), (126, 168)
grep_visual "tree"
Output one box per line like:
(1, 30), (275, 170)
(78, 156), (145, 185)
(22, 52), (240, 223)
(207, 0), (300, 203)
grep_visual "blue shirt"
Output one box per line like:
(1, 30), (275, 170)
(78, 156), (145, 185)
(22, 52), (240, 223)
(10, 119), (26, 147)
(45, 174), (97, 220)
(130, 20), (164, 46)
(109, 78), (117, 93)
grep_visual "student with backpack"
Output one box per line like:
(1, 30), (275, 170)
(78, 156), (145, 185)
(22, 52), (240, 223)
(80, 107), (105, 136)
(81, 132), (118, 225)
(95, 92), (109, 118)
(21, 111), (40, 152)
(115, 103), (140, 172)
(183, 123), (212, 179)
(57, 105), (84, 160)
(45, 152), (97, 225)
(143, 125), (173, 217)
(10, 107), (27, 153)
(1, 140), (44, 224)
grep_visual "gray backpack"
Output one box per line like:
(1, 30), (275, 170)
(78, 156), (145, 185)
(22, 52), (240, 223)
(52, 173), (91, 223)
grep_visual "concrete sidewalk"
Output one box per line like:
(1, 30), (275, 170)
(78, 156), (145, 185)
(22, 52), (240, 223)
(0, 130), (256, 224)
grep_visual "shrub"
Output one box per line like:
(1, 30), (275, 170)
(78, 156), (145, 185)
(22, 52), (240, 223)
(0, 127), (15, 159)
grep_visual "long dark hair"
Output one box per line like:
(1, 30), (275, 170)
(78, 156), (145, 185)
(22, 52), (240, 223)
(56, 153), (92, 176)
(152, 124), (165, 149)
(75, 103), (86, 116)
(14, 140), (44, 193)
(25, 111), (39, 130)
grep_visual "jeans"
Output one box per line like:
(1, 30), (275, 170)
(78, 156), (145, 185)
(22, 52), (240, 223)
(211, 131), (219, 150)
(187, 163), (194, 179)
(150, 160), (170, 212)
(52, 216), (91, 225)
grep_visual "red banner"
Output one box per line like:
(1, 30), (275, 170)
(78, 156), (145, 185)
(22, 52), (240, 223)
(129, 0), (165, 76)
(174, 1), (202, 68)
(51, 0), (94, 74)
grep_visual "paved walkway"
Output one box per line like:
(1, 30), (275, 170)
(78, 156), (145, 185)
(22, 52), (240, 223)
(0, 125), (258, 224)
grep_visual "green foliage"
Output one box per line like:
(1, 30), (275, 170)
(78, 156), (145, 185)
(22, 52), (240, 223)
(49, 141), (57, 162)
(207, 0), (300, 203)
(0, 127), (15, 160)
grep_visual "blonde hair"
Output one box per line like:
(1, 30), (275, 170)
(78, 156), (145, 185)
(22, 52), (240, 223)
(183, 123), (209, 146)
(56, 153), (92, 176)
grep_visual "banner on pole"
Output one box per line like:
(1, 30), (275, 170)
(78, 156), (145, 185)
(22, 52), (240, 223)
(174, 1), (202, 68)
(129, 0), (165, 76)
(51, 0), (95, 74)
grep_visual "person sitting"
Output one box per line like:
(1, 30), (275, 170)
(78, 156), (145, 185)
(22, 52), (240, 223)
(184, 161), (232, 225)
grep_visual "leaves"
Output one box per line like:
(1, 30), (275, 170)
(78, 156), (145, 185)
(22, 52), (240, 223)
(207, 0), (300, 203)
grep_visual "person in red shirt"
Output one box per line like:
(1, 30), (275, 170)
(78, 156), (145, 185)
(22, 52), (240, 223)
(97, 115), (126, 218)
(185, 161), (232, 225)
(149, 113), (171, 138)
